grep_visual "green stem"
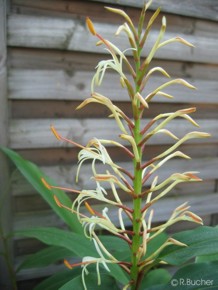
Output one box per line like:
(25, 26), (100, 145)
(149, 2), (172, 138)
(0, 227), (17, 290)
(130, 29), (147, 290)
(0, 180), (18, 290)
(130, 40), (144, 288)
(130, 116), (143, 289)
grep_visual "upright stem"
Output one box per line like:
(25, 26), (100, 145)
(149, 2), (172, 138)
(130, 41), (144, 289)
(0, 224), (17, 290)
(130, 118), (143, 289)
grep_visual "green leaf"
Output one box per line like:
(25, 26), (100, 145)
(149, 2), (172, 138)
(59, 272), (120, 290)
(17, 246), (74, 271)
(97, 236), (129, 284)
(164, 261), (218, 290)
(139, 268), (171, 290)
(196, 253), (218, 263)
(15, 228), (129, 285)
(159, 226), (218, 265)
(33, 269), (81, 290)
(100, 235), (130, 260)
(15, 227), (96, 257)
(107, 263), (128, 285)
(144, 231), (168, 259)
(1, 147), (83, 234)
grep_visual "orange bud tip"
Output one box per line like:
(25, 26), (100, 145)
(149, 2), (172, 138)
(64, 259), (73, 269)
(41, 178), (51, 190)
(85, 201), (96, 215)
(187, 211), (203, 224)
(51, 125), (61, 140)
(86, 17), (96, 35)
(54, 195), (62, 208)
(186, 173), (202, 181)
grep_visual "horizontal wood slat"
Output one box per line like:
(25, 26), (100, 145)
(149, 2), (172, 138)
(9, 118), (217, 150)
(10, 100), (218, 120)
(8, 69), (218, 103)
(14, 181), (216, 213)
(88, 0), (218, 21)
(13, 193), (218, 232)
(12, 157), (218, 196)
(8, 15), (218, 64)
(12, 0), (218, 22)
(14, 144), (218, 167)
(8, 48), (218, 82)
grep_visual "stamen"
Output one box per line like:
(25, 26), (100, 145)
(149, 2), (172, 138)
(85, 201), (96, 215)
(41, 178), (51, 190)
(54, 195), (87, 218)
(50, 125), (61, 140)
(64, 259), (73, 269)
(42, 178), (81, 194)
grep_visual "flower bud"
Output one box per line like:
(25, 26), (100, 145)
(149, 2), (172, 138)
(86, 17), (96, 35)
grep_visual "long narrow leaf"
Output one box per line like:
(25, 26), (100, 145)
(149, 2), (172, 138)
(159, 226), (218, 265)
(16, 246), (74, 271)
(59, 272), (120, 290)
(1, 147), (83, 234)
(164, 261), (218, 290)
(15, 227), (129, 285)
(15, 227), (96, 257)
(33, 269), (81, 290)
(139, 269), (171, 290)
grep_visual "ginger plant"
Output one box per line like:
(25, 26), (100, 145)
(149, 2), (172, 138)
(42, 2), (210, 290)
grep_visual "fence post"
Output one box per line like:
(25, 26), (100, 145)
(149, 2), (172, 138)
(0, 0), (14, 289)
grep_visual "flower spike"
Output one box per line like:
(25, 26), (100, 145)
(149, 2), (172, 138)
(41, 4), (211, 289)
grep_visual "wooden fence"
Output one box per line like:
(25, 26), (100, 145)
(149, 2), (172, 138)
(0, 0), (218, 288)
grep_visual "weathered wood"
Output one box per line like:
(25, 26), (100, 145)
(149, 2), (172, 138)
(12, 157), (218, 196)
(11, 100), (218, 120)
(27, 157), (218, 191)
(88, 0), (218, 21)
(12, 0), (218, 42)
(11, 0), (218, 34)
(13, 193), (218, 232)
(7, 15), (218, 64)
(14, 143), (218, 167)
(9, 48), (218, 81)
(9, 118), (217, 150)
(0, 1), (13, 289)
(14, 180), (216, 212)
(8, 68), (218, 103)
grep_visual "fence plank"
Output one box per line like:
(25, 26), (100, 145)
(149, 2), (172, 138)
(12, 0), (218, 22)
(14, 143), (218, 167)
(13, 193), (218, 232)
(87, 0), (218, 21)
(12, 157), (218, 196)
(8, 69), (218, 103)
(9, 118), (216, 150)
(11, 100), (218, 120)
(8, 15), (218, 64)
(14, 180), (216, 212)
(9, 48), (218, 81)
(0, 1), (14, 289)
(11, 0), (218, 41)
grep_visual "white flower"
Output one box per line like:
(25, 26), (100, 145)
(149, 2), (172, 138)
(81, 256), (111, 290)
